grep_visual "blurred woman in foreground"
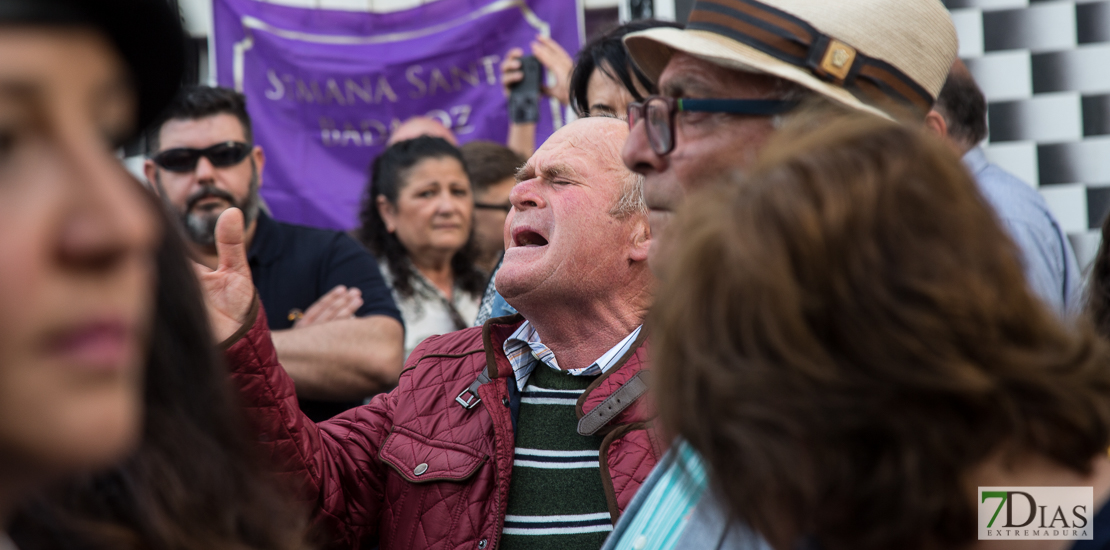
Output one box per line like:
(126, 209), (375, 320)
(609, 115), (1110, 550)
(10, 212), (312, 550)
(357, 137), (485, 358)
(0, 0), (179, 542)
(0, 2), (312, 546)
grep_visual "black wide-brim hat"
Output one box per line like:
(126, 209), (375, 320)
(0, 0), (186, 138)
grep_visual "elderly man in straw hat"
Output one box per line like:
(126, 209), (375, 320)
(604, 0), (959, 548)
(620, 0), (959, 269)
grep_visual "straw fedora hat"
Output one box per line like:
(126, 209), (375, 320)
(624, 0), (958, 119)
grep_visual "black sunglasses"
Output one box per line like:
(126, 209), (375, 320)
(627, 96), (798, 156)
(150, 141), (253, 173)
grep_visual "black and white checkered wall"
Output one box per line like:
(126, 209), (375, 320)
(945, 0), (1110, 268)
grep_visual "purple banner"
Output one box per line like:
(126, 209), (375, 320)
(213, 0), (582, 230)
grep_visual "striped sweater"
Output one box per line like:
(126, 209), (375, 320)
(500, 365), (612, 550)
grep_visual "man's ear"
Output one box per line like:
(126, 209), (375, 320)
(628, 216), (652, 263)
(377, 195), (398, 233)
(924, 110), (948, 140)
(143, 159), (160, 192)
(253, 146), (266, 188)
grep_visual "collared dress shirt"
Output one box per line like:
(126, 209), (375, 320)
(964, 147), (1081, 315)
(602, 440), (771, 550)
(606, 440), (709, 550)
(502, 320), (643, 391)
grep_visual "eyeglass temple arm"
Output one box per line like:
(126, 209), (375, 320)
(678, 98), (798, 115)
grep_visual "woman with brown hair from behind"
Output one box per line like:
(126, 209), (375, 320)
(648, 114), (1110, 550)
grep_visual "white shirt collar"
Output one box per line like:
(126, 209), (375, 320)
(502, 321), (642, 391)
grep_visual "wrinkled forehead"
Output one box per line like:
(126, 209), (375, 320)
(659, 52), (780, 98)
(530, 119), (629, 179)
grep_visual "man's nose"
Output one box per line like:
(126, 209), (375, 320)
(509, 179), (544, 211)
(622, 120), (666, 176)
(194, 155), (216, 182)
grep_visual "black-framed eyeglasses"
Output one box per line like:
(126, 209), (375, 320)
(150, 141), (253, 173)
(474, 202), (512, 213)
(627, 96), (798, 156)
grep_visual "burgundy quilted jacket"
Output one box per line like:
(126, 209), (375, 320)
(225, 307), (664, 550)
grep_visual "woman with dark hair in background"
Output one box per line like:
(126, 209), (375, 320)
(10, 212), (312, 550)
(565, 19), (683, 118)
(607, 114), (1110, 550)
(500, 19), (683, 157)
(357, 136), (486, 359)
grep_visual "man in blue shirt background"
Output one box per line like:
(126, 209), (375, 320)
(926, 61), (1081, 316)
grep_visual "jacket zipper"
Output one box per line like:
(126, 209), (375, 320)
(486, 382), (512, 550)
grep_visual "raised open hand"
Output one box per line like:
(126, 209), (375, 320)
(193, 208), (257, 343)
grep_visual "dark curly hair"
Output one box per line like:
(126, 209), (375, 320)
(653, 113), (1110, 550)
(567, 19), (683, 117)
(356, 136), (486, 298)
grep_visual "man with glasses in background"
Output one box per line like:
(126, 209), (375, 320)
(145, 85), (404, 422)
(620, 0), (959, 270)
(602, 0), (963, 547)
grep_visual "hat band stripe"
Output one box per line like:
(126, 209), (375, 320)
(699, 0), (814, 46)
(859, 57), (933, 109)
(687, 0), (934, 113)
(692, 2), (810, 61)
(858, 73), (925, 114)
(689, 16), (809, 65)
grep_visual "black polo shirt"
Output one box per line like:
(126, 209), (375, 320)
(248, 211), (402, 422)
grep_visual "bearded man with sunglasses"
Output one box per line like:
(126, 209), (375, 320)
(144, 85), (404, 422)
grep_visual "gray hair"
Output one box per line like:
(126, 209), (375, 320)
(610, 171), (647, 219)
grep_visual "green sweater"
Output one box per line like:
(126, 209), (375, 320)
(500, 365), (612, 550)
